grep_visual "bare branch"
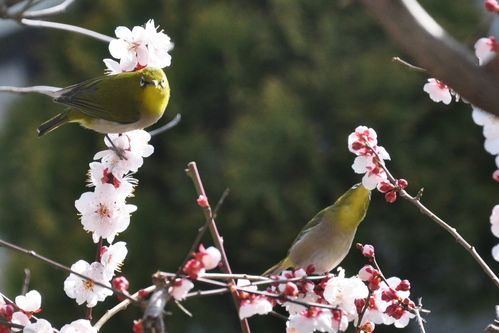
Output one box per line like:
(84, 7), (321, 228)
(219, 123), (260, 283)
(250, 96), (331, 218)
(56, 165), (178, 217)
(94, 285), (156, 331)
(22, 0), (76, 19)
(20, 18), (114, 42)
(0, 85), (60, 98)
(185, 162), (251, 333)
(149, 114), (182, 137)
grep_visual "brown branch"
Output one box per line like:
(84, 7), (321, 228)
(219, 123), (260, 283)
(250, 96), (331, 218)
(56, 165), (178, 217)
(185, 162), (251, 333)
(361, 0), (499, 116)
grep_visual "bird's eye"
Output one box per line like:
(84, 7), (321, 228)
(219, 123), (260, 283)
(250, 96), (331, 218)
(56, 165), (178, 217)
(161, 76), (166, 87)
(140, 76), (146, 87)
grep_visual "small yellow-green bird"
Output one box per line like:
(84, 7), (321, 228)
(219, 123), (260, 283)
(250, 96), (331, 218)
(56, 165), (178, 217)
(37, 67), (170, 136)
(263, 183), (371, 276)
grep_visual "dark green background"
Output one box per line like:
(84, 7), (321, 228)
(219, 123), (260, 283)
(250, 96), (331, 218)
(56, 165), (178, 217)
(0, 0), (497, 332)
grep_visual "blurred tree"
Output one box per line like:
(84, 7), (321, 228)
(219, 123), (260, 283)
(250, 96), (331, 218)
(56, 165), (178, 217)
(0, 0), (496, 332)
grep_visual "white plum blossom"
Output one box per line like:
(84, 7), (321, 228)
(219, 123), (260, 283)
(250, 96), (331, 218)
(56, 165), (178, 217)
(60, 319), (97, 333)
(75, 183), (137, 243)
(423, 78), (452, 104)
(104, 19), (173, 73)
(94, 130), (154, 176)
(283, 292), (320, 316)
(108, 25), (149, 72)
(474, 36), (498, 65)
(238, 296), (273, 319)
(236, 279), (257, 293)
(10, 312), (30, 332)
(101, 241), (128, 278)
(64, 260), (113, 307)
(349, 126), (390, 190)
(493, 244), (499, 261)
(286, 308), (344, 333)
(352, 155), (388, 190)
(15, 290), (41, 312)
(200, 246), (222, 270)
(491, 205), (499, 238)
(471, 107), (499, 155)
(23, 318), (53, 333)
(323, 269), (369, 321)
(170, 278), (194, 301)
(144, 19), (174, 68)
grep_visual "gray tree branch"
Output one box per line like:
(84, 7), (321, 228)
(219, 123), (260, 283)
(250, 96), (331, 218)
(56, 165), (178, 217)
(361, 0), (499, 116)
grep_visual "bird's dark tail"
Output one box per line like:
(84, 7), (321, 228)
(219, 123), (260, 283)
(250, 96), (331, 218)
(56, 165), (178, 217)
(37, 110), (70, 137)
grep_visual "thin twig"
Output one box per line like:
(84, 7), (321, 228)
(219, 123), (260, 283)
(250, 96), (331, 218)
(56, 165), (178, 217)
(364, 137), (499, 289)
(94, 285), (155, 330)
(392, 57), (427, 72)
(185, 162), (251, 333)
(20, 18), (114, 42)
(0, 85), (60, 98)
(414, 298), (427, 333)
(22, 0), (76, 19)
(149, 114), (182, 137)
(0, 238), (135, 302)
(399, 189), (499, 288)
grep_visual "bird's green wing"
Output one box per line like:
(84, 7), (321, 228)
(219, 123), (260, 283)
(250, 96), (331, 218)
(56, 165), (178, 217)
(289, 209), (328, 247)
(53, 75), (141, 123)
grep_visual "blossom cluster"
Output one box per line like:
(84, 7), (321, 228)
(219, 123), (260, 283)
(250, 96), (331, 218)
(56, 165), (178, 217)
(130, 244), (222, 331)
(167, 244), (223, 302)
(237, 245), (416, 333)
(348, 126), (399, 196)
(64, 131), (153, 308)
(104, 19), (174, 74)
(0, 290), (96, 332)
(183, 244), (222, 280)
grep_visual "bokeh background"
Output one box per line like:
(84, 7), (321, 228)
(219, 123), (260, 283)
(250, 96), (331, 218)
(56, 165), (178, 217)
(0, 0), (498, 332)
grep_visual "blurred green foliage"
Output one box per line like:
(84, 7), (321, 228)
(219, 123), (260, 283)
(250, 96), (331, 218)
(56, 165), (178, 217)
(0, 0), (497, 332)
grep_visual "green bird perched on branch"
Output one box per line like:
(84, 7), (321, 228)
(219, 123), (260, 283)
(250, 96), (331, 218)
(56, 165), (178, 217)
(263, 183), (371, 276)
(37, 67), (170, 136)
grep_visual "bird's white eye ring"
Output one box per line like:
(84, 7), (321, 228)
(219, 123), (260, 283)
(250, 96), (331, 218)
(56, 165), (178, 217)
(161, 76), (166, 87)
(140, 76), (146, 87)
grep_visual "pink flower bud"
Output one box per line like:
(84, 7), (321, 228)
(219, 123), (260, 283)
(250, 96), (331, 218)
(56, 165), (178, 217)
(197, 195), (209, 208)
(493, 169), (499, 182)
(358, 265), (376, 281)
(112, 276), (130, 291)
(305, 264), (316, 275)
(361, 244), (375, 257)
(385, 302), (405, 320)
(368, 277), (381, 291)
(183, 259), (205, 279)
(354, 298), (366, 314)
(381, 287), (400, 301)
(385, 191), (397, 203)
(485, 0), (499, 12)
(0, 304), (14, 321)
(396, 279), (411, 291)
(132, 319), (143, 333)
(138, 289), (150, 299)
(377, 180), (395, 193)
(112, 276), (131, 301)
(397, 178), (408, 189)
